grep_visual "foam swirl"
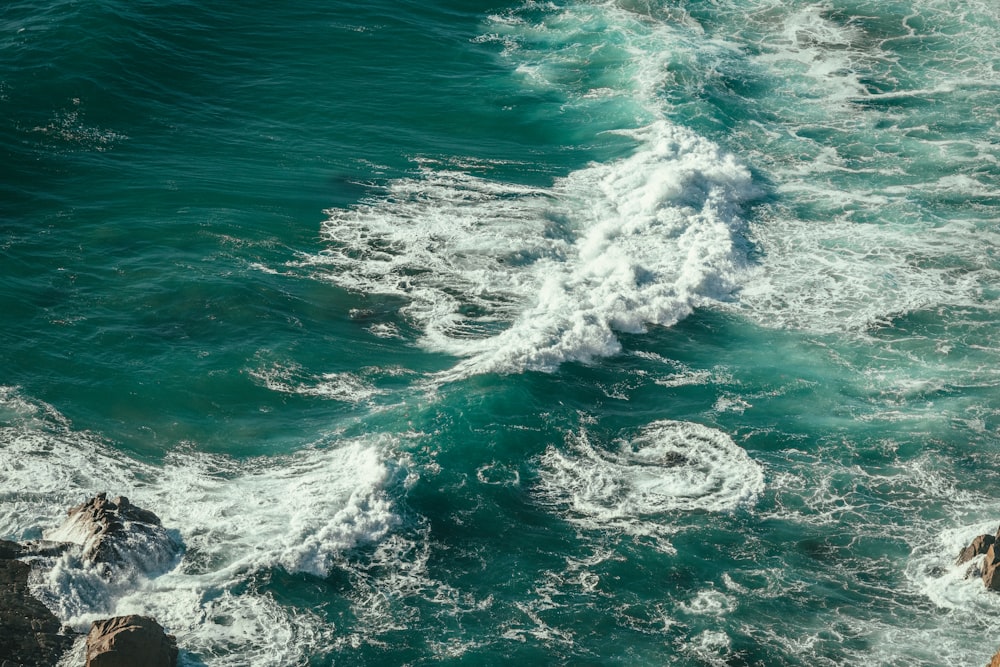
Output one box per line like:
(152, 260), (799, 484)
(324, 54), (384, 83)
(538, 420), (764, 527)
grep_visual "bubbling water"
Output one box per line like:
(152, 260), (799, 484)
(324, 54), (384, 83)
(304, 119), (754, 379)
(537, 420), (764, 531)
(0, 387), (404, 663)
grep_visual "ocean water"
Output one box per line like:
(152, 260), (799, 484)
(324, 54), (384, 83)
(3, 0), (1000, 664)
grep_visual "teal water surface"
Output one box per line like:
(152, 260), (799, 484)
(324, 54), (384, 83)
(3, 1), (1000, 665)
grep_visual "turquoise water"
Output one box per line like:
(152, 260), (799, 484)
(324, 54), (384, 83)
(3, 0), (1000, 664)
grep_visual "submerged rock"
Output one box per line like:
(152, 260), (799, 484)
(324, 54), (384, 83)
(86, 615), (178, 667)
(47, 492), (180, 575)
(0, 539), (78, 666)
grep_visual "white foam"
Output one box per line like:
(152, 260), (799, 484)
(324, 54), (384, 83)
(296, 1), (755, 380)
(0, 387), (403, 662)
(247, 359), (385, 403)
(733, 208), (996, 334)
(366, 322), (403, 339)
(160, 442), (399, 579)
(536, 420), (763, 538)
(752, 5), (869, 107)
(476, 461), (521, 487)
(679, 589), (736, 617)
(481, 0), (708, 107)
(718, 2), (1000, 337)
(907, 521), (1000, 613)
(684, 629), (733, 667)
(0, 395), (136, 539)
(303, 119), (753, 379)
(630, 351), (720, 388)
(756, 444), (1000, 662)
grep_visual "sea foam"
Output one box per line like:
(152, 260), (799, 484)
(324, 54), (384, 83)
(305, 119), (753, 380)
(299, 0), (756, 380)
(0, 387), (403, 663)
(714, 1), (1000, 337)
(537, 420), (764, 537)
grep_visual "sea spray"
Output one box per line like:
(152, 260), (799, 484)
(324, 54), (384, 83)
(0, 387), (405, 663)
(4, 0), (1000, 664)
(306, 119), (754, 379)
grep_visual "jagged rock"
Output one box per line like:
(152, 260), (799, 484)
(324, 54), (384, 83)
(86, 615), (177, 667)
(956, 527), (1000, 590)
(2, 496), (182, 666)
(0, 540), (78, 666)
(983, 542), (1000, 592)
(47, 492), (179, 575)
(957, 533), (995, 565)
(989, 648), (1000, 667)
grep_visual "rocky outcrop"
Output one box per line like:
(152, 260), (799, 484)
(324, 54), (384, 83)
(984, 543), (1000, 592)
(957, 526), (1000, 592)
(86, 615), (177, 667)
(2, 494), (184, 667)
(957, 533), (995, 566)
(47, 492), (180, 575)
(0, 540), (78, 666)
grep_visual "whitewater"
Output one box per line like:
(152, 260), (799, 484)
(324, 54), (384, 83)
(3, 0), (1000, 664)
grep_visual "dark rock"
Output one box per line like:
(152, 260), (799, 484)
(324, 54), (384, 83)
(0, 541), (77, 667)
(0, 540), (22, 560)
(86, 615), (177, 667)
(957, 533), (995, 565)
(49, 492), (179, 575)
(20, 540), (73, 559)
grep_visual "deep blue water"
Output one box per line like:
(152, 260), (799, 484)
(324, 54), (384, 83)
(4, 1), (1000, 665)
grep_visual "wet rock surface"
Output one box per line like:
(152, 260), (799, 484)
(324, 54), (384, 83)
(957, 526), (1000, 592)
(2, 494), (183, 666)
(0, 539), (78, 667)
(86, 615), (178, 667)
(49, 492), (178, 574)
(957, 533), (995, 566)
